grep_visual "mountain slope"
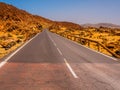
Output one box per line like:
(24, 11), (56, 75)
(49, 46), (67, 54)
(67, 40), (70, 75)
(0, 2), (82, 58)
(0, 2), (52, 38)
(0, 2), (53, 58)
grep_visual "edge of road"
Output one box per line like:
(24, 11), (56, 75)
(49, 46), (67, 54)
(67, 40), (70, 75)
(47, 31), (78, 78)
(48, 31), (119, 61)
(0, 31), (42, 68)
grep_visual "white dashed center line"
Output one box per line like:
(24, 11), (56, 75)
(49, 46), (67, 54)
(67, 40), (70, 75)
(64, 58), (78, 78)
(53, 43), (57, 46)
(49, 35), (78, 79)
(57, 48), (63, 56)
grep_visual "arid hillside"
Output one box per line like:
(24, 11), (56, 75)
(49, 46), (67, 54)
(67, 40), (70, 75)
(0, 2), (83, 58)
(0, 2), (53, 58)
(1, 2), (119, 59)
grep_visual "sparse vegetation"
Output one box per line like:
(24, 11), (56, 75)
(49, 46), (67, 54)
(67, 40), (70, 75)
(0, 2), (52, 58)
(50, 26), (120, 58)
(0, 2), (120, 58)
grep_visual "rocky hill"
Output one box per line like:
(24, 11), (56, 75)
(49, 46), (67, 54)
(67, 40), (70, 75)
(0, 2), (82, 58)
(0, 2), (52, 58)
(0, 2), (53, 41)
(0, 2), (82, 37)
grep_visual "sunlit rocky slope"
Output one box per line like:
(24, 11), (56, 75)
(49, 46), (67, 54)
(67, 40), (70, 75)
(0, 2), (82, 58)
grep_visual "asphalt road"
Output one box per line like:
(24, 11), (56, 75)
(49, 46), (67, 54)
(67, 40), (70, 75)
(0, 30), (120, 90)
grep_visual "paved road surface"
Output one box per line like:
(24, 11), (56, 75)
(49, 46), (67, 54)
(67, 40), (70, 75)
(0, 30), (120, 90)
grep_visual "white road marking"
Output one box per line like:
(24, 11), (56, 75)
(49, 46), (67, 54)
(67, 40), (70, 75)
(51, 39), (54, 43)
(48, 35), (62, 55)
(0, 62), (7, 68)
(53, 43), (57, 46)
(0, 33), (40, 68)
(64, 58), (78, 78)
(48, 35), (56, 46)
(57, 48), (63, 56)
(48, 35), (60, 49)
(81, 45), (118, 61)
(48, 33), (79, 78)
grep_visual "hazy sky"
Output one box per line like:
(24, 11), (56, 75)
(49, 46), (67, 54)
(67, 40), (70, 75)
(0, 0), (120, 25)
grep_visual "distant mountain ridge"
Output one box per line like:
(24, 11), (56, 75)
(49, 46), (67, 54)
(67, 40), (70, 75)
(50, 21), (82, 30)
(82, 23), (120, 28)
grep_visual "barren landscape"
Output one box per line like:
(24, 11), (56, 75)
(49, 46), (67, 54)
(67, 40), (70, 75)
(1, 1), (120, 90)
(0, 2), (120, 59)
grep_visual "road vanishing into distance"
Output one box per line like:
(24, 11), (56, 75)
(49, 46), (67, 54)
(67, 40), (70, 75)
(0, 30), (120, 90)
